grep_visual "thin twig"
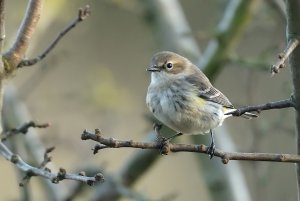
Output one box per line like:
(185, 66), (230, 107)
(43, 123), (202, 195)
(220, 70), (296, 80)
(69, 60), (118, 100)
(39, 146), (55, 169)
(271, 38), (300, 75)
(1, 121), (50, 141)
(81, 130), (300, 164)
(0, 141), (103, 185)
(226, 98), (295, 116)
(17, 5), (91, 68)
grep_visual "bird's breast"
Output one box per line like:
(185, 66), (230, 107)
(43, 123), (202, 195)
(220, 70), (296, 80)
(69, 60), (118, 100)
(146, 80), (225, 134)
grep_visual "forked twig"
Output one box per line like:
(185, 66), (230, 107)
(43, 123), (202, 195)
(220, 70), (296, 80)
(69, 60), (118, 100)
(17, 5), (91, 68)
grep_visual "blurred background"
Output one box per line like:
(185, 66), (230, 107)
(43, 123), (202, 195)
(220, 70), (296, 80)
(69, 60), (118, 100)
(0, 0), (296, 201)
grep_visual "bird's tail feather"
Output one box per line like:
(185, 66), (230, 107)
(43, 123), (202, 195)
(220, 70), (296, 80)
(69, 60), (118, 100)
(240, 112), (258, 119)
(224, 108), (258, 119)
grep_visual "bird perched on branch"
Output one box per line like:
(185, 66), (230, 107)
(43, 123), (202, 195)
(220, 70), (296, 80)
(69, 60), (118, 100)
(146, 51), (257, 158)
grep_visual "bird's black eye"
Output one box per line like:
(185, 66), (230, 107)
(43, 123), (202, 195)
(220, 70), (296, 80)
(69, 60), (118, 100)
(166, 62), (173, 69)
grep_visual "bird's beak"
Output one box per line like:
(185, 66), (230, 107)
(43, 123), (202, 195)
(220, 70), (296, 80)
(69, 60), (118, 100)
(146, 66), (160, 72)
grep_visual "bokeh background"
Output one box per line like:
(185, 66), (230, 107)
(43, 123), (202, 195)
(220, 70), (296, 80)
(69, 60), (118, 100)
(0, 0), (296, 201)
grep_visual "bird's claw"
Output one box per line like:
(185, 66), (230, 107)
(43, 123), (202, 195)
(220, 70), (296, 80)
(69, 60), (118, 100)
(158, 137), (170, 155)
(207, 140), (215, 159)
(207, 129), (216, 159)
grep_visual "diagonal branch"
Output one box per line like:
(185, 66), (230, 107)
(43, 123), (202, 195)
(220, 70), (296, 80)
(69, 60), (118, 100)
(81, 130), (300, 163)
(3, 0), (43, 72)
(271, 37), (300, 75)
(0, 141), (103, 185)
(17, 5), (91, 68)
(226, 98), (295, 116)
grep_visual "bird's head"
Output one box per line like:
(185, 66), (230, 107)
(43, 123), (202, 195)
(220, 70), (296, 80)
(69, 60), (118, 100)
(147, 51), (193, 84)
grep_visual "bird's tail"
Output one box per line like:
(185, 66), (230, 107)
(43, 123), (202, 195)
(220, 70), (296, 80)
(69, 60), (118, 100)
(240, 112), (258, 119)
(224, 108), (258, 119)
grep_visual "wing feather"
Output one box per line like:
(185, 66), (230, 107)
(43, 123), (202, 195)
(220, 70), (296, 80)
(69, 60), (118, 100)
(185, 70), (234, 108)
(199, 86), (234, 108)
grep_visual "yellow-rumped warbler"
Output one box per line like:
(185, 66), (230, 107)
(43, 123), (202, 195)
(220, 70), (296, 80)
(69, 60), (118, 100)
(146, 51), (256, 157)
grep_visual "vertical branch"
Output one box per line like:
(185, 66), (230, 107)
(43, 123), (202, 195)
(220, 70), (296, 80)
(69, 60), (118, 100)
(285, 0), (300, 200)
(3, 0), (43, 73)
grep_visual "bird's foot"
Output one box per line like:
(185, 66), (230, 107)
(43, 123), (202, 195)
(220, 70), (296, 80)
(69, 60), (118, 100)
(155, 135), (170, 155)
(207, 129), (215, 159)
(206, 141), (215, 159)
(153, 123), (169, 155)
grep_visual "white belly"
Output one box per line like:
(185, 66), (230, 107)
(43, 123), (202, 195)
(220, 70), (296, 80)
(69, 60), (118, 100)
(146, 86), (226, 135)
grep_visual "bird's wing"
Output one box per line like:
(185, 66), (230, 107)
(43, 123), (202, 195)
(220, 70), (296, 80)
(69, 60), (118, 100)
(198, 85), (234, 108)
(185, 71), (234, 108)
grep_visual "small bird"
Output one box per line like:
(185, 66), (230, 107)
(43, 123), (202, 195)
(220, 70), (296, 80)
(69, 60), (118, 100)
(146, 51), (256, 158)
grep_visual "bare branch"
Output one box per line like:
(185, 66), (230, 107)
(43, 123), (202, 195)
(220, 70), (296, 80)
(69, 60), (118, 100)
(285, 0), (300, 198)
(271, 38), (300, 75)
(226, 98), (295, 116)
(3, 0), (43, 72)
(81, 130), (300, 164)
(17, 5), (91, 68)
(1, 121), (50, 141)
(0, 141), (103, 185)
